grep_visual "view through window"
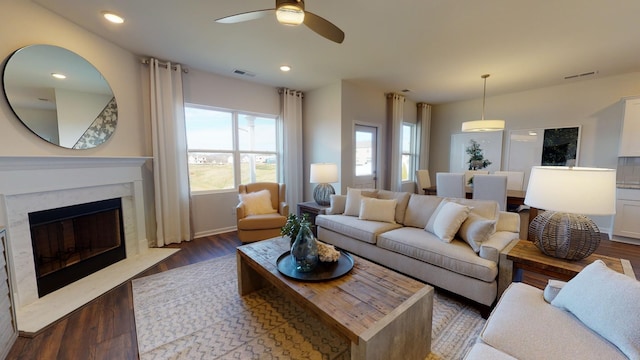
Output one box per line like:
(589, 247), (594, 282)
(185, 105), (279, 192)
(401, 123), (416, 182)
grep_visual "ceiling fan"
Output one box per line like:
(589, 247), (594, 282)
(215, 0), (345, 44)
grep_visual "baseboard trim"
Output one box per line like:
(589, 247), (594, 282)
(194, 226), (237, 239)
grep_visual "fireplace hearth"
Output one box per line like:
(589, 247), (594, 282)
(29, 198), (126, 297)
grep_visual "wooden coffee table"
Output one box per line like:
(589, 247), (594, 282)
(498, 239), (636, 296)
(237, 237), (433, 360)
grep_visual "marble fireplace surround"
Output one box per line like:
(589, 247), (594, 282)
(0, 156), (177, 334)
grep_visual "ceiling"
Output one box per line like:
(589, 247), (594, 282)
(32, 0), (640, 104)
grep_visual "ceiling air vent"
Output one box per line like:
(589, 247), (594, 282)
(233, 69), (256, 77)
(564, 71), (598, 80)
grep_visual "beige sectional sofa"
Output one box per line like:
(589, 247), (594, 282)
(315, 188), (521, 307)
(465, 260), (639, 360)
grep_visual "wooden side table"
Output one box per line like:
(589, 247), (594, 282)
(297, 201), (329, 236)
(498, 240), (636, 298)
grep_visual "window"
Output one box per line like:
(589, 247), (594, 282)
(401, 123), (416, 182)
(185, 104), (279, 192)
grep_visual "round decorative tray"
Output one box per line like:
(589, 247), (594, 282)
(276, 250), (354, 281)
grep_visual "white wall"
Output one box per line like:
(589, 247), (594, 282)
(430, 72), (640, 231)
(0, 2), (155, 241)
(303, 82), (342, 202)
(0, 2), (146, 157)
(182, 69), (280, 238)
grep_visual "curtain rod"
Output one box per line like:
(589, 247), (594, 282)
(141, 58), (189, 73)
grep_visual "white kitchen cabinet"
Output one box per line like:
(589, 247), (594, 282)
(0, 228), (17, 358)
(613, 189), (640, 239)
(619, 96), (640, 156)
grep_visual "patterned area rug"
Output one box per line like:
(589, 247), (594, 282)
(132, 255), (485, 360)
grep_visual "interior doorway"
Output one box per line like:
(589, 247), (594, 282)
(353, 124), (378, 189)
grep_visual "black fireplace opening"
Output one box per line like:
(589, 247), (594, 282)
(28, 198), (126, 298)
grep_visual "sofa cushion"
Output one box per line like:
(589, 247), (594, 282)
(359, 198), (397, 223)
(458, 213), (496, 252)
(238, 189), (277, 215)
(479, 282), (627, 360)
(343, 188), (378, 216)
(551, 260), (640, 360)
(377, 227), (498, 282)
(237, 213), (286, 230)
(447, 198), (499, 225)
(403, 194), (443, 229)
(377, 190), (411, 224)
(328, 194), (346, 214)
(464, 343), (517, 360)
(425, 200), (470, 242)
(315, 214), (402, 244)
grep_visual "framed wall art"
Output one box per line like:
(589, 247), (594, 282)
(506, 125), (581, 188)
(450, 131), (503, 174)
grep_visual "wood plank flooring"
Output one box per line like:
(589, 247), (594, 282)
(7, 232), (640, 359)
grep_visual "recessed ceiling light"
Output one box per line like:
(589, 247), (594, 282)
(102, 11), (124, 24)
(280, 65), (291, 72)
(51, 73), (66, 79)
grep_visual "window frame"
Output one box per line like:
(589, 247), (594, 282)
(185, 103), (280, 194)
(401, 122), (417, 183)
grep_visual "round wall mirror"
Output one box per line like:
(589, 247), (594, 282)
(2, 44), (117, 149)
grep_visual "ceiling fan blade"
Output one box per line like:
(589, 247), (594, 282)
(215, 9), (275, 24)
(303, 11), (345, 44)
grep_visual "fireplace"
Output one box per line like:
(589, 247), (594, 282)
(29, 198), (126, 297)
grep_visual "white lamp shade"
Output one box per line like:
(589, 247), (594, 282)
(524, 166), (616, 215)
(461, 120), (505, 132)
(310, 163), (338, 184)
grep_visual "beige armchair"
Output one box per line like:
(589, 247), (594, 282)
(236, 182), (289, 243)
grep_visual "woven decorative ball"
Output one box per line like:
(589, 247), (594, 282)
(528, 211), (601, 260)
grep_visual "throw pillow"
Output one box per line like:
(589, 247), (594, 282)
(343, 188), (377, 216)
(358, 198), (397, 223)
(377, 190), (411, 224)
(238, 189), (277, 216)
(457, 213), (496, 252)
(425, 200), (470, 242)
(551, 260), (640, 360)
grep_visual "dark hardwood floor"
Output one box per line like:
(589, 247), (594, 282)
(7, 232), (640, 359)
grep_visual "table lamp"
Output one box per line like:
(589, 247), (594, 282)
(310, 163), (338, 206)
(524, 166), (616, 260)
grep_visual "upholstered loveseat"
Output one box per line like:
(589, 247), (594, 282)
(465, 260), (640, 360)
(315, 188), (521, 307)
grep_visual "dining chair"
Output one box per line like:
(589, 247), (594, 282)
(494, 171), (525, 191)
(465, 170), (489, 186)
(415, 169), (431, 194)
(436, 172), (465, 198)
(472, 174), (508, 211)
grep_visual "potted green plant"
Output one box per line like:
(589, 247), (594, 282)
(281, 213), (311, 246)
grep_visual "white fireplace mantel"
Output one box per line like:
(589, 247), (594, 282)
(0, 156), (152, 196)
(0, 156), (153, 309)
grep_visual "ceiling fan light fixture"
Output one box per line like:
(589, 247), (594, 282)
(462, 74), (505, 132)
(276, 4), (305, 25)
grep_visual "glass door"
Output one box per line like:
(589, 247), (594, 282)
(353, 125), (377, 189)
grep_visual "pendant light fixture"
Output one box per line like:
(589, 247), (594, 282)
(461, 74), (505, 132)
